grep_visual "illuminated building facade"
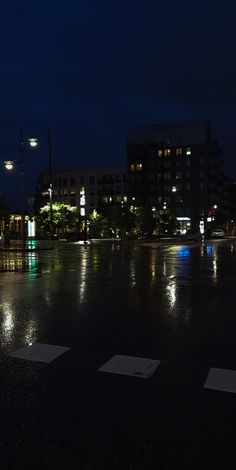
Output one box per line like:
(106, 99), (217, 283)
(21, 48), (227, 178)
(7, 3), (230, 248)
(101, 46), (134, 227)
(0, 214), (35, 240)
(36, 168), (128, 217)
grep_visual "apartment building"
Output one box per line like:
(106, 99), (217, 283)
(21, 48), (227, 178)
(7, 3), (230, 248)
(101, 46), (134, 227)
(127, 120), (224, 229)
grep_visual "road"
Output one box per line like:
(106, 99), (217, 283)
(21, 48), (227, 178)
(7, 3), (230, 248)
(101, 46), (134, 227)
(0, 239), (236, 469)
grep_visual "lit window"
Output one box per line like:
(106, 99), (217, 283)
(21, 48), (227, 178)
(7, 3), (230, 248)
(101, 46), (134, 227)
(123, 196), (127, 202)
(186, 147), (191, 155)
(158, 149), (163, 157)
(164, 148), (171, 157)
(176, 148), (182, 156)
(130, 164), (135, 172)
(116, 196), (122, 202)
(80, 208), (85, 216)
(136, 163), (143, 171)
(63, 188), (68, 196)
(70, 190), (75, 195)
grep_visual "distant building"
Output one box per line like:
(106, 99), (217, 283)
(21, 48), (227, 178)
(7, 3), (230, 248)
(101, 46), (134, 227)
(223, 176), (236, 235)
(35, 168), (128, 217)
(127, 120), (224, 229)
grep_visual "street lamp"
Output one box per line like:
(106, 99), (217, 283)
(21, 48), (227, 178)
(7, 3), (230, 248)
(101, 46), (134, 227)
(19, 129), (38, 250)
(20, 128), (54, 246)
(48, 128), (53, 238)
(4, 160), (14, 171)
(28, 138), (38, 148)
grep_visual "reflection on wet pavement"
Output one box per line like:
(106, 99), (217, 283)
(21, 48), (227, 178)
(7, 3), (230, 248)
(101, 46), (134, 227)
(0, 239), (235, 353)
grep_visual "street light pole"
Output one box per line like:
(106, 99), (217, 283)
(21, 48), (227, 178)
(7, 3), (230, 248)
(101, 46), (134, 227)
(48, 127), (53, 238)
(19, 128), (26, 250)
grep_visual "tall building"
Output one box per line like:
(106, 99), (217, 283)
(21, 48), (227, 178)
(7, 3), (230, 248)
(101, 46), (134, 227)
(35, 168), (127, 217)
(127, 120), (224, 229)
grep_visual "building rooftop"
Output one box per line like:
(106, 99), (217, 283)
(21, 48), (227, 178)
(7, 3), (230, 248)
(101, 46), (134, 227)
(127, 120), (212, 146)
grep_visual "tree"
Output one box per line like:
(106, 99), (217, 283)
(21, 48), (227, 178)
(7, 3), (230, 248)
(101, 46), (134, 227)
(107, 205), (137, 237)
(134, 205), (156, 236)
(158, 213), (178, 235)
(36, 202), (79, 233)
(88, 209), (109, 238)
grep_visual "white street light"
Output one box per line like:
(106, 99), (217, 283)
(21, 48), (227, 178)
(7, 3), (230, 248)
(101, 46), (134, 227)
(4, 160), (14, 171)
(172, 186), (177, 192)
(28, 137), (38, 148)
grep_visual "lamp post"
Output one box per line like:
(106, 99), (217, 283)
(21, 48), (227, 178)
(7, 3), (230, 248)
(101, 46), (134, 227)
(2, 161), (14, 244)
(20, 128), (26, 250)
(29, 128), (53, 238)
(20, 129), (38, 250)
(48, 128), (53, 238)
(25, 127), (53, 243)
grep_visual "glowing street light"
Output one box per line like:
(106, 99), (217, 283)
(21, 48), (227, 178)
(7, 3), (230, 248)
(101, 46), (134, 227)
(28, 138), (38, 148)
(172, 186), (177, 192)
(4, 160), (14, 171)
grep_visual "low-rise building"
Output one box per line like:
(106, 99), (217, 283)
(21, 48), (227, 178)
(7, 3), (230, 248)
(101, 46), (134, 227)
(35, 168), (128, 217)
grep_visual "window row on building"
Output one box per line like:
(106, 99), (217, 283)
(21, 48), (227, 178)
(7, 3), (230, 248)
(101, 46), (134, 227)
(155, 146), (192, 157)
(53, 173), (127, 188)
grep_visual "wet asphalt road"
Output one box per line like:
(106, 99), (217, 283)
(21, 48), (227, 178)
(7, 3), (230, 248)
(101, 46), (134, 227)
(0, 239), (236, 469)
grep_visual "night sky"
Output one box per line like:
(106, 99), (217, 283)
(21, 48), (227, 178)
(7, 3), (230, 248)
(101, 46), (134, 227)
(1, 0), (236, 210)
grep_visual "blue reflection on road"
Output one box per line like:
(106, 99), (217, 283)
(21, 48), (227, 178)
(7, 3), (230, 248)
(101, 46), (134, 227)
(177, 247), (190, 257)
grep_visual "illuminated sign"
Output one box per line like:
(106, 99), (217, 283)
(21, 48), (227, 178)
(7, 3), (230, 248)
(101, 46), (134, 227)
(28, 220), (36, 237)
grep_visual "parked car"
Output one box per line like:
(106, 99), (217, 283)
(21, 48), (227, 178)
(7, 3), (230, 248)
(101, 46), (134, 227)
(211, 228), (225, 238)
